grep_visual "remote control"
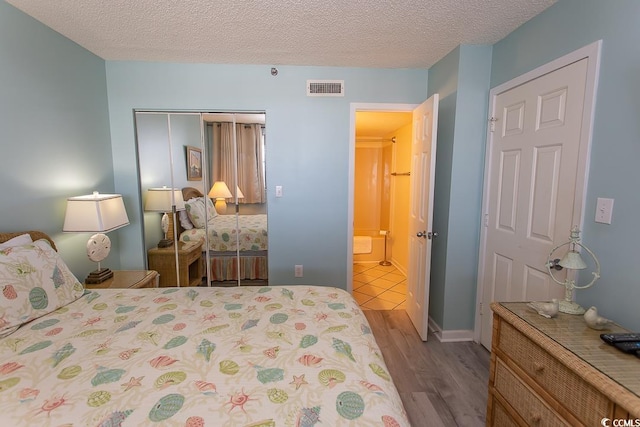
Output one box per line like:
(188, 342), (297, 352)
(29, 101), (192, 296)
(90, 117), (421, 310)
(612, 341), (640, 354)
(600, 333), (640, 345)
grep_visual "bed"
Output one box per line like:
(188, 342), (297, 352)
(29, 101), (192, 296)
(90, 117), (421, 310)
(175, 187), (268, 282)
(0, 231), (409, 426)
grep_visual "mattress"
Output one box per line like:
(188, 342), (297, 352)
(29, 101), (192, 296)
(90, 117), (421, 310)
(0, 285), (409, 426)
(180, 214), (267, 252)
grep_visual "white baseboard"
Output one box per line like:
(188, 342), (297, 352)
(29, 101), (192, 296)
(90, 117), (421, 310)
(428, 316), (475, 342)
(390, 258), (407, 276)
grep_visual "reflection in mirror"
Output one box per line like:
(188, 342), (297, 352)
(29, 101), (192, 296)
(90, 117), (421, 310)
(135, 111), (267, 288)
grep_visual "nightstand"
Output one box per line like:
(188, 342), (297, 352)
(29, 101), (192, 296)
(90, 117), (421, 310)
(148, 240), (203, 287)
(84, 270), (159, 289)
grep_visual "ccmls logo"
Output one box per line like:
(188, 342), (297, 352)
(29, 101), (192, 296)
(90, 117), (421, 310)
(601, 418), (640, 427)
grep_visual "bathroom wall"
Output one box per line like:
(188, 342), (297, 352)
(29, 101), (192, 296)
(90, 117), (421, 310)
(353, 142), (390, 234)
(389, 122), (412, 274)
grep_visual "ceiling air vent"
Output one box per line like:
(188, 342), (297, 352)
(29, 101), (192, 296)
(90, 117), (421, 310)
(307, 80), (344, 97)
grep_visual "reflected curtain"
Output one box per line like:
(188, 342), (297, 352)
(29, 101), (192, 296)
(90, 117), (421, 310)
(210, 122), (235, 187)
(210, 122), (265, 204)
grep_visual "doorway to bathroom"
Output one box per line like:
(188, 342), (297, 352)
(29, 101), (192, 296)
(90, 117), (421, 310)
(352, 110), (412, 310)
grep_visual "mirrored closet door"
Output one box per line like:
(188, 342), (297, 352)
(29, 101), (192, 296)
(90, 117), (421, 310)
(135, 111), (267, 287)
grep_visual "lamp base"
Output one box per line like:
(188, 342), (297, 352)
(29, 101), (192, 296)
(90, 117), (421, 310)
(85, 268), (114, 284)
(157, 239), (173, 248)
(379, 260), (392, 266)
(558, 299), (586, 315)
(214, 199), (227, 214)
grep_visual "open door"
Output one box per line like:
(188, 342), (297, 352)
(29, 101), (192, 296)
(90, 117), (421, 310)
(406, 94), (439, 341)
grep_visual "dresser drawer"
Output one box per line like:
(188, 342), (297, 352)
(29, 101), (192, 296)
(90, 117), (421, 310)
(498, 321), (611, 425)
(494, 358), (569, 426)
(490, 397), (519, 427)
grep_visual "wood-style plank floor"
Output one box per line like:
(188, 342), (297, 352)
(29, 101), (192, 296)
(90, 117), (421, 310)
(365, 310), (491, 427)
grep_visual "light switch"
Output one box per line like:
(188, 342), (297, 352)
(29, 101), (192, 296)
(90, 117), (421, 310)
(595, 197), (614, 224)
(275, 185), (283, 197)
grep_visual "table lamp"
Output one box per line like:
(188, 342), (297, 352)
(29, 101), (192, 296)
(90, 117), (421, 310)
(208, 181), (233, 213)
(145, 187), (185, 247)
(63, 191), (129, 284)
(545, 226), (601, 314)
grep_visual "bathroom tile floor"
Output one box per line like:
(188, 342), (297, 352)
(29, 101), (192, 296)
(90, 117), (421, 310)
(353, 263), (407, 310)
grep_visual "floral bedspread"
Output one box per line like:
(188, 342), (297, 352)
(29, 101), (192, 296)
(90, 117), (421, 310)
(0, 285), (409, 426)
(180, 214), (267, 252)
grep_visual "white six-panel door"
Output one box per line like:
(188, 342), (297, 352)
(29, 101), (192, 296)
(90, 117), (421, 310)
(479, 58), (590, 349)
(407, 94), (439, 341)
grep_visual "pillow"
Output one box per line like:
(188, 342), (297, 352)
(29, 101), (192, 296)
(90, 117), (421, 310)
(185, 197), (218, 228)
(178, 210), (194, 230)
(0, 233), (33, 249)
(0, 239), (84, 338)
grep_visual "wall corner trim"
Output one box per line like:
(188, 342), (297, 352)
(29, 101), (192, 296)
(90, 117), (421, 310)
(428, 317), (475, 342)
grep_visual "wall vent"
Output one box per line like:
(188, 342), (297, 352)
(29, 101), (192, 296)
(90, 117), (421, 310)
(307, 80), (344, 97)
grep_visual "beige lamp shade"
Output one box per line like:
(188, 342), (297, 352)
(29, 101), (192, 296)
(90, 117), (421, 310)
(208, 181), (233, 199)
(144, 187), (185, 212)
(63, 192), (129, 233)
(236, 186), (244, 199)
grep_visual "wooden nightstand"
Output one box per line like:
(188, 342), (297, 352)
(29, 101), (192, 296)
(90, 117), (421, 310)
(148, 240), (203, 287)
(84, 270), (159, 289)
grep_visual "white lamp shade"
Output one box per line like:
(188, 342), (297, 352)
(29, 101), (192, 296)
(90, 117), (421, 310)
(236, 186), (244, 199)
(145, 187), (185, 212)
(63, 192), (129, 233)
(208, 181), (233, 199)
(559, 250), (588, 270)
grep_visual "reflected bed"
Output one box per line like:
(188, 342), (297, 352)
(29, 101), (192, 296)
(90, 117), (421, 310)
(175, 187), (268, 282)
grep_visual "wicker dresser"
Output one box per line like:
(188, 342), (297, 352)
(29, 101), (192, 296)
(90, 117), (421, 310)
(487, 302), (640, 426)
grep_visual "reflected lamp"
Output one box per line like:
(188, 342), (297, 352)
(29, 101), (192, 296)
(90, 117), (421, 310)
(63, 191), (130, 284)
(145, 187), (185, 248)
(208, 181), (233, 213)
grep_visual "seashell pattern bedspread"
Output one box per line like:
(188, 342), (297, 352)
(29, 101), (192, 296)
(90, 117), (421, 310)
(0, 285), (409, 426)
(180, 214), (267, 252)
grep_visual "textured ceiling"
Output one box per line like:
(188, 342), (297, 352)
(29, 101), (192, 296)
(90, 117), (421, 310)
(6, 0), (555, 68)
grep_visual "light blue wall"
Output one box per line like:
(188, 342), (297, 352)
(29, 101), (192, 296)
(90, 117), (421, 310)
(9, 0), (634, 333)
(106, 63), (428, 288)
(427, 47), (460, 328)
(427, 45), (492, 331)
(0, 2), (117, 279)
(491, 0), (640, 330)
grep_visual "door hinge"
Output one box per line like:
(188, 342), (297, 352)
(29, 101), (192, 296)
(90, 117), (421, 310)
(479, 302), (483, 315)
(484, 214), (489, 227)
(489, 117), (498, 132)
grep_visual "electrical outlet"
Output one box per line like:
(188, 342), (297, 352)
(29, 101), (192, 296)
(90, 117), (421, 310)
(294, 265), (303, 277)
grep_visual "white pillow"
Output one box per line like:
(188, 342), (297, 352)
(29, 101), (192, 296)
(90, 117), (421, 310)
(185, 197), (218, 228)
(0, 233), (33, 249)
(178, 210), (194, 230)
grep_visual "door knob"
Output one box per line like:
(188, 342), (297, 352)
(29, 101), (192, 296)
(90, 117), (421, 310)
(416, 231), (427, 238)
(428, 231), (438, 240)
(547, 258), (563, 270)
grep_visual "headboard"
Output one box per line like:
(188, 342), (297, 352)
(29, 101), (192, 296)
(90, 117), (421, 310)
(182, 186), (204, 202)
(0, 231), (57, 251)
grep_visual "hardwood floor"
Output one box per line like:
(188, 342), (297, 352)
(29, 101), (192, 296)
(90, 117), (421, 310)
(365, 309), (490, 427)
